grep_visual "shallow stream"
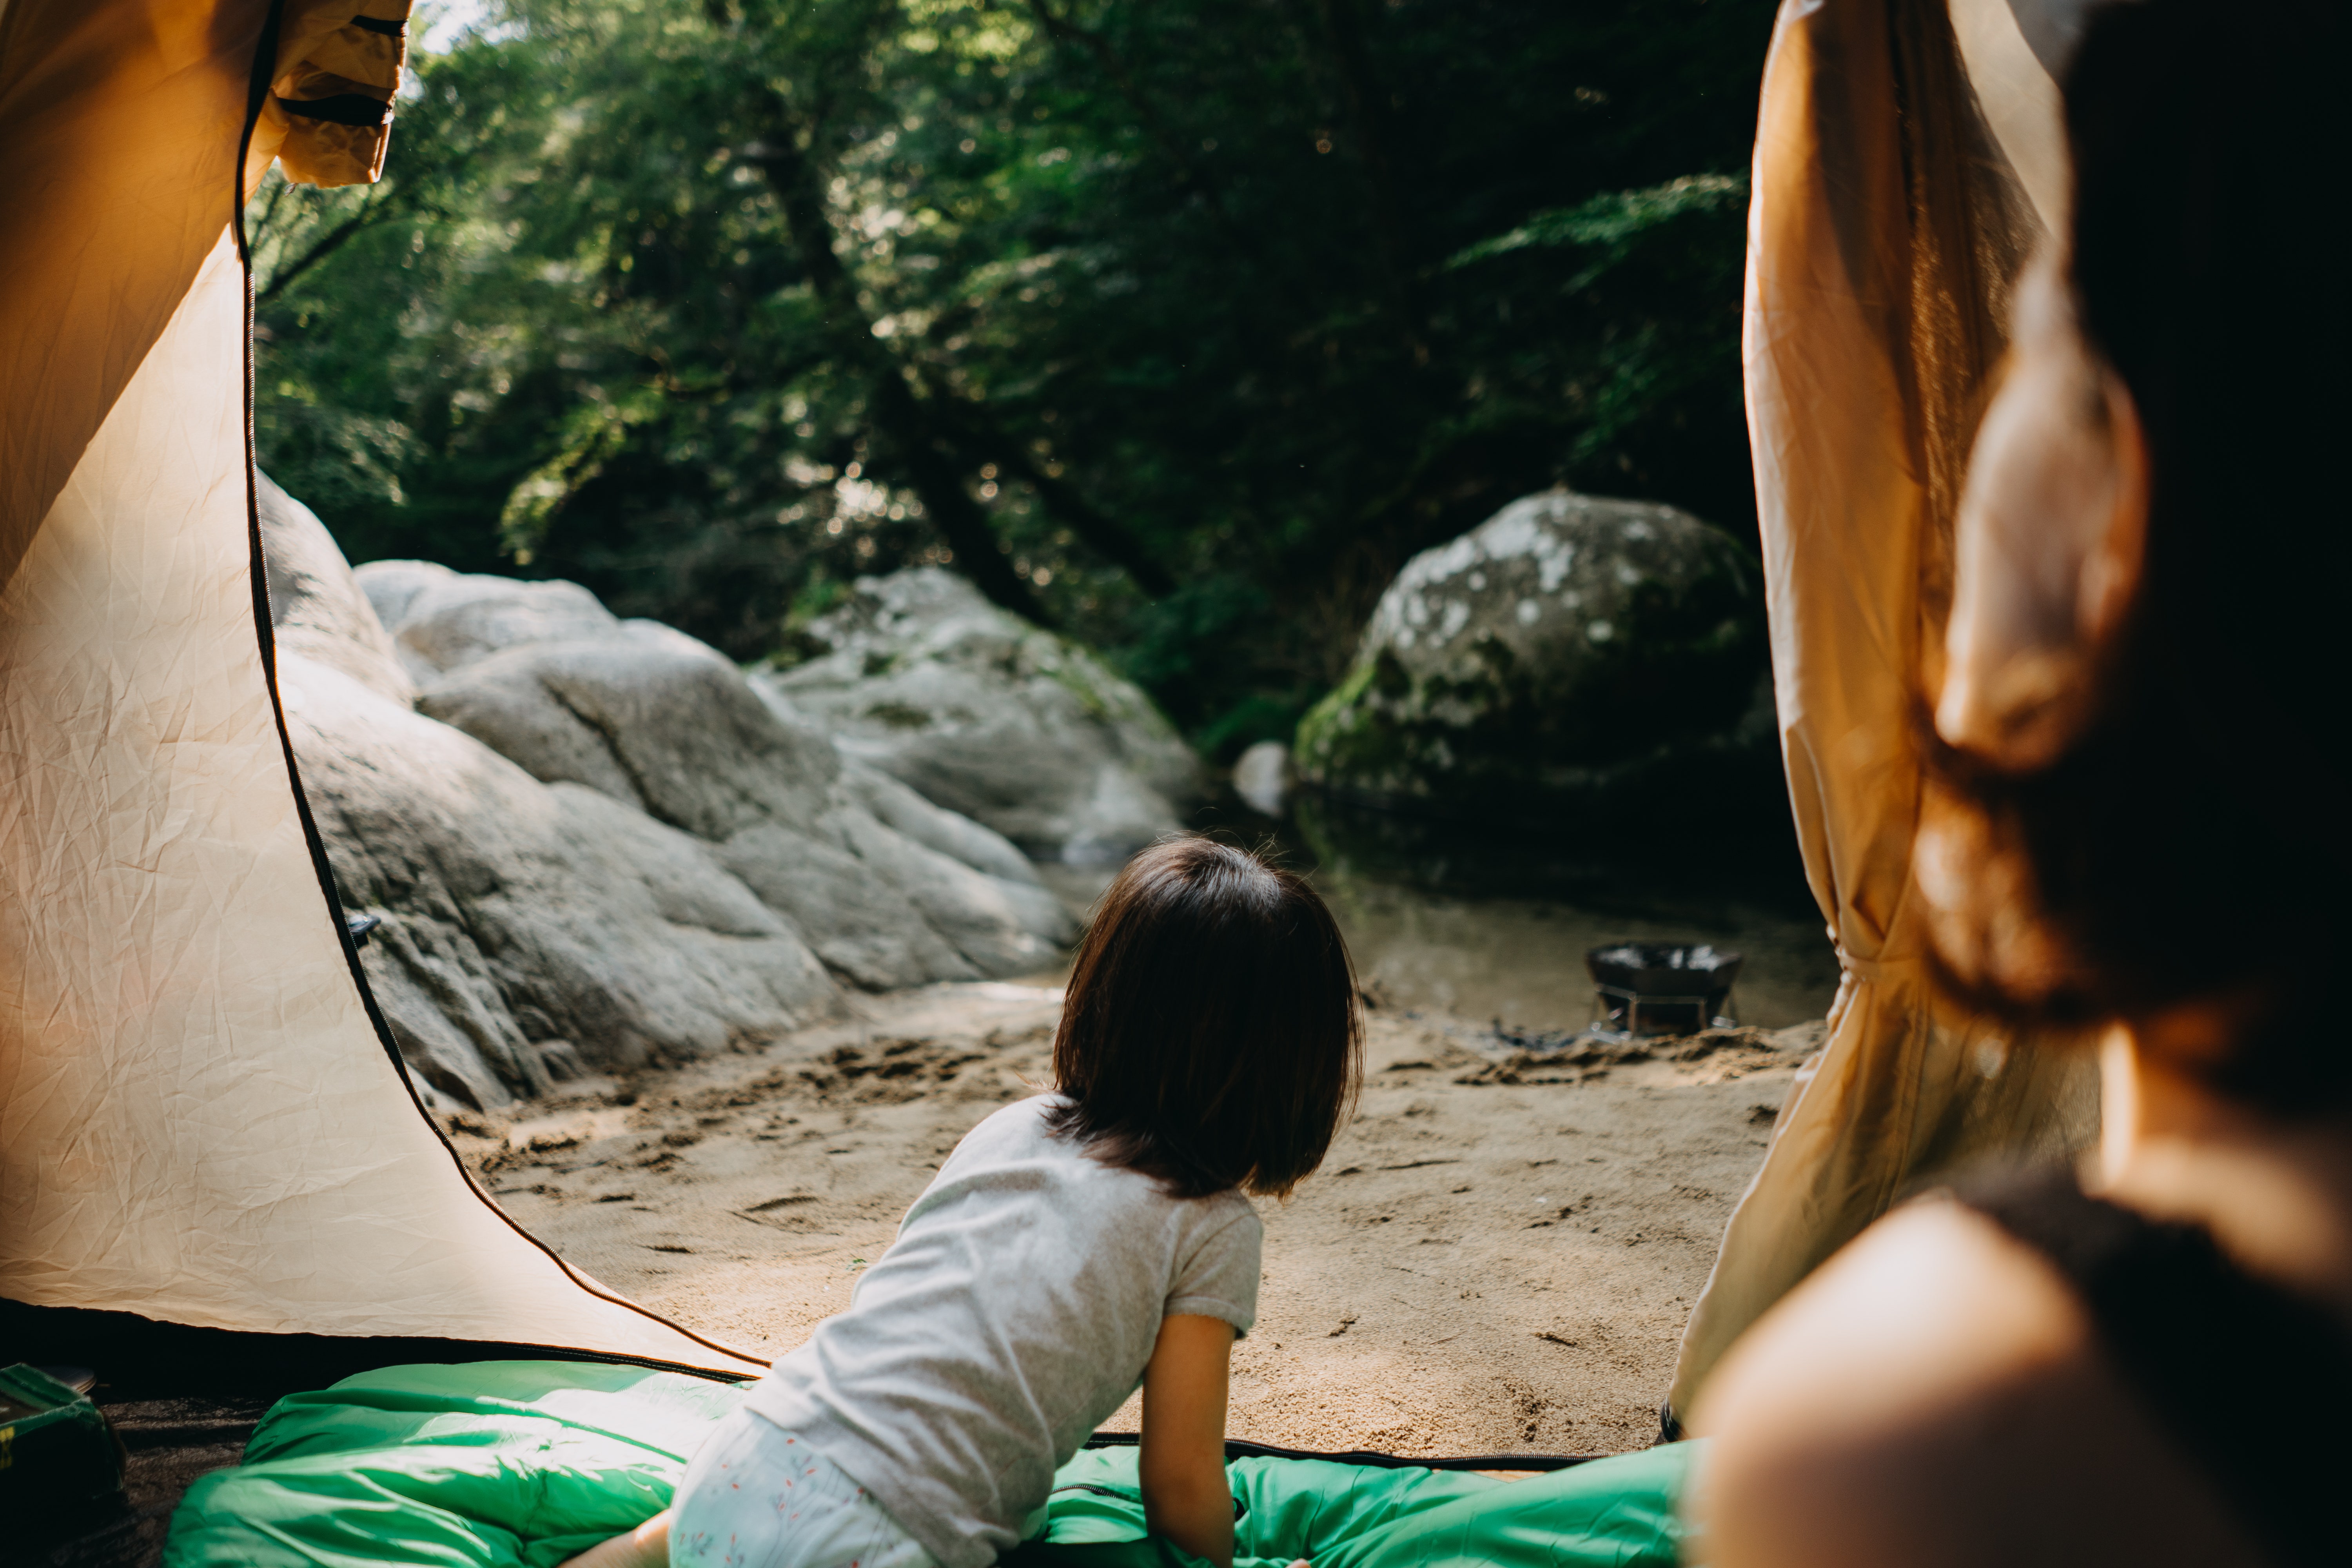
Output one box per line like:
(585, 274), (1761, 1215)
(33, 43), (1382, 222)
(1040, 792), (1842, 1036)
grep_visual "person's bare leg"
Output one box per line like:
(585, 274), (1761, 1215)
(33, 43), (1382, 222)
(558, 1508), (671, 1568)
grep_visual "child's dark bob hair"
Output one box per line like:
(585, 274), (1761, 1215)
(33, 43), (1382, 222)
(1046, 836), (1361, 1199)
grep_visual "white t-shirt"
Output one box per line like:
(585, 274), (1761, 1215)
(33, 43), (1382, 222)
(740, 1095), (1263, 1568)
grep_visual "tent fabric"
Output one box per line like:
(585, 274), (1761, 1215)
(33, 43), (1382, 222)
(163, 1361), (1694, 1567)
(0, 0), (275, 577)
(0, 0), (760, 1376)
(242, 0), (414, 194)
(1666, 0), (2103, 1411)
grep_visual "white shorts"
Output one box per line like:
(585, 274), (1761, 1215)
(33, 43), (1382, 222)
(671, 1409), (940, 1568)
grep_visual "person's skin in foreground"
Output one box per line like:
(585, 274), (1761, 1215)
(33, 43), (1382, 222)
(563, 837), (1359, 1568)
(1690, 4), (2350, 1566)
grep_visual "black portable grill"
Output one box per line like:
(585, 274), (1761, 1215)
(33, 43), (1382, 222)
(1585, 942), (1744, 1038)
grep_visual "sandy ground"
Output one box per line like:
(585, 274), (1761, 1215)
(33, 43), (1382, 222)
(447, 985), (1820, 1459)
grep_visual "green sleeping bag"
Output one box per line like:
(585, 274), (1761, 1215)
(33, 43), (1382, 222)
(164, 1362), (1694, 1568)
(1024, 1445), (1691, 1568)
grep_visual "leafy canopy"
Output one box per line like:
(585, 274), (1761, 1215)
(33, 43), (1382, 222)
(251, 0), (1773, 755)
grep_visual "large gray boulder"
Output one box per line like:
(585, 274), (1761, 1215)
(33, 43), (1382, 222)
(259, 489), (1077, 1105)
(354, 563), (1078, 989)
(419, 622), (838, 839)
(753, 569), (1200, 864)
(411, 620), (1073, 987)
(362, 559), (622, 686)
(258, 474), (417, 704)
(279, 653), (837, 1108)
(1293, 489), (1767, 815)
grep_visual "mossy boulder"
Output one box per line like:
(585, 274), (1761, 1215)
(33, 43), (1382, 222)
(1294, 489), (1768, 818)
(753, 569), (1201, 864)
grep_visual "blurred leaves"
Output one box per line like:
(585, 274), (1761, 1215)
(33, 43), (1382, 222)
(1447, 173), (1747, 273)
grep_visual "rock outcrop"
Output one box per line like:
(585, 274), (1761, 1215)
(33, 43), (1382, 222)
(370, 567), (625, 687)
(258, 487), (1076, 1108)
(753, 569), (1200, 864)
(259, 473), (417, 704)
(1294, 489), (1768, 818)
(280, 653), (837, 1109)
(1232, 740), (1292, 818)
(414, 618), (1072, 988)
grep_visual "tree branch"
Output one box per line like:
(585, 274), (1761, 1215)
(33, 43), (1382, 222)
(256, 185), (399, 304)
(741, 91), (1053, 626)
(928, 399), (1176, 597)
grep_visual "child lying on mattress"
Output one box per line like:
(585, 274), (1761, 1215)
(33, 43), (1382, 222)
(566, 836), (1362, 1568)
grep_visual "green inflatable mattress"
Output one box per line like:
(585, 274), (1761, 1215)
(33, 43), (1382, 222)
(163, 1361), (1695, 1568)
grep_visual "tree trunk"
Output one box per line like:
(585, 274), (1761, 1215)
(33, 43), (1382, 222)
(743, 95), (1053, 626)
(929, 402), (1177, 598)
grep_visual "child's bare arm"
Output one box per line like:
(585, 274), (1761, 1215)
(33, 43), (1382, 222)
(1139, 1313), (1236, 1568)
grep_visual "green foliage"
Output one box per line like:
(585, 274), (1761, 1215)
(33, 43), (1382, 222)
(250, 0), (1775, 756)
(1447, 173), (1746, 271)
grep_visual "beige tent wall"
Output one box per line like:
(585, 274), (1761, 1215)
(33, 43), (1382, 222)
(1667, 0), (2101, 1412)
(0, 0), (760, 1376)
(0, 0), (268, 579)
